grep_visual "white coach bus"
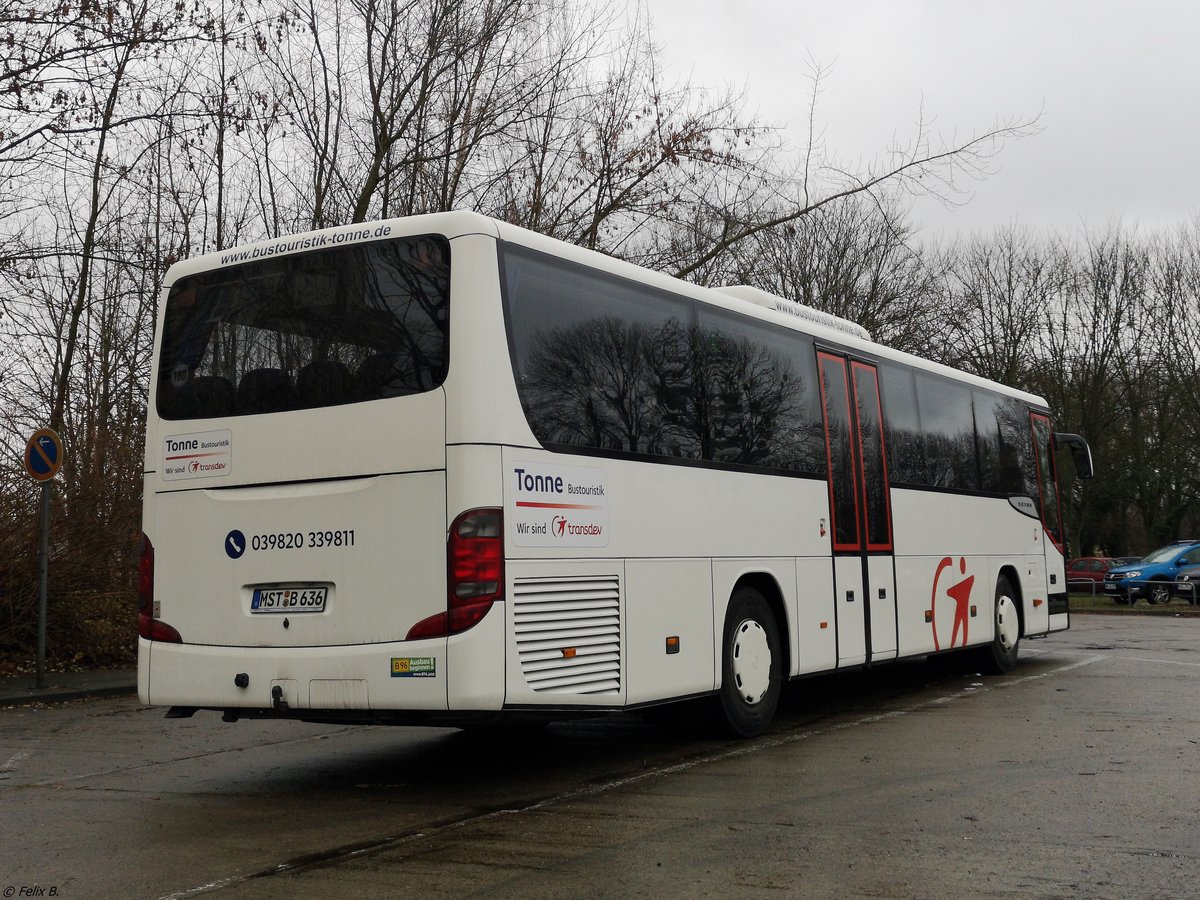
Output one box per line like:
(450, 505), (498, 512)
(138, 211), (1092, 736)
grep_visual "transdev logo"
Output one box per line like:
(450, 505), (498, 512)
(551, 514), (602, 538)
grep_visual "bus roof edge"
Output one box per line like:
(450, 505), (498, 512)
(712, 285), (872, 342)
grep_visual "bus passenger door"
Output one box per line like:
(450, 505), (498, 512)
(1028, 413), (1063, 634)
(818, 353), (898, 667)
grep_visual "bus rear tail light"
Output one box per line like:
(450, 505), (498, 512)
(137, 533), (182, 643)
(406, 508), (503, 640)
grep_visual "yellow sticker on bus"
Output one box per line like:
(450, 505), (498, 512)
(391, 657), (436, 678)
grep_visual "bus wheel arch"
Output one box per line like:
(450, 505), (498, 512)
(717, 579), (785, 738)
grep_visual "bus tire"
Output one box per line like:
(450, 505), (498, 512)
(717, 587), (782, 738)
(974, 576), (1020, 674)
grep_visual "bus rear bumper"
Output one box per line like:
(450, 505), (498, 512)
(139, 631), (499, 715)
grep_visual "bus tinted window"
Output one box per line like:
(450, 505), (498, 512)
(878, 363), (924, 486)
(915, 373), (977, 491)
(818, 355), (861, 548)
(504, 245), (694, 456)
(502, 244), (823, 474)
(976, 391), (1038, 496)
(694, 307), (823, 473)
(156, 236), (450, 419)
(1003, 398), (1041, 498)
(1031, 415), (1064, 545)
(881, 365), (1040, 498)
(852, 363), (891, 548)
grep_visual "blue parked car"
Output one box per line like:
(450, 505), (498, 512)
(1103, 540), (1200, 605)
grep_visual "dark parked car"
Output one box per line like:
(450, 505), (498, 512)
(1103, 541), (1200, 605)
(1174, 564), (1200, 605)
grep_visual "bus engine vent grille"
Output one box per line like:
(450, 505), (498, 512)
(513, 575), (621, 695)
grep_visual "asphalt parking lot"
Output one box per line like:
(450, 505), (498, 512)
(1, 614), (1196, 898)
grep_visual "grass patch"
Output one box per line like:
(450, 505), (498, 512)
(1069, 591), (1200, 615)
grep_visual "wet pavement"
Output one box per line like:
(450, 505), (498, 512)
(1, 615), (1197, 898)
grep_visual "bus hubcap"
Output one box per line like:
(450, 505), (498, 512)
(996, 596), (1019, 652)
(732, 619), (772, 704)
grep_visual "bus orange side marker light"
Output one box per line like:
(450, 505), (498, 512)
(970, 605), (977, 617)
(924, 610), (933, 623)
(665, 636), (680, 655)
(819, 621), (828, 629)
(1033, 598), (1044, 608)
(561, 648), (577, 659)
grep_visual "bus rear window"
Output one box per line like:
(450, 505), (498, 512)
(156, 235), (450, 419)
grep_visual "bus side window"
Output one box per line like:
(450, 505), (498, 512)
(1030, 414), (1063, 545)
(994, 396), (1036, 496)
(878, 363), (923, 485)
(914, 373), (976, 491)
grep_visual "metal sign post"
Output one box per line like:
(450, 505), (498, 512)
(24, 428), (63, 689)
(37, 482), (51, 688)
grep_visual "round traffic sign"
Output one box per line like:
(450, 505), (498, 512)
(24, 427), (64, 482)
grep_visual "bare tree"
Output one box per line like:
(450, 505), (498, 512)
(665, 61), (1040, 282)
(739, 196), (944, 354)
(0, 0), (209, 665)
(943, 224), (1069, 384)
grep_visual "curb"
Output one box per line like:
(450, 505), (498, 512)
(0, 681), (137, 708)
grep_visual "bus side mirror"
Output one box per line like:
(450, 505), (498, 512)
(1054, 433), (1094, 480)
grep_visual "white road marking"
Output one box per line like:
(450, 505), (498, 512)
(1124, 656), (1200, 669)
(0, 751), (29, 774)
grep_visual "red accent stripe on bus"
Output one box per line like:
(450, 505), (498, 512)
(515, 501), (604, 510)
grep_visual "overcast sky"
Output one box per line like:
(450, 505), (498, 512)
(646, 0), (1200, 238)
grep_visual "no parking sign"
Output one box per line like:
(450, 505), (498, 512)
(25, 427), (63, 482)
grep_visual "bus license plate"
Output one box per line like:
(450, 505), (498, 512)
(251, 586), (327, 614)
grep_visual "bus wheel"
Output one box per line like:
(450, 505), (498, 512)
(718, 588), (782, 738)
(975, 577), (1020, 675)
